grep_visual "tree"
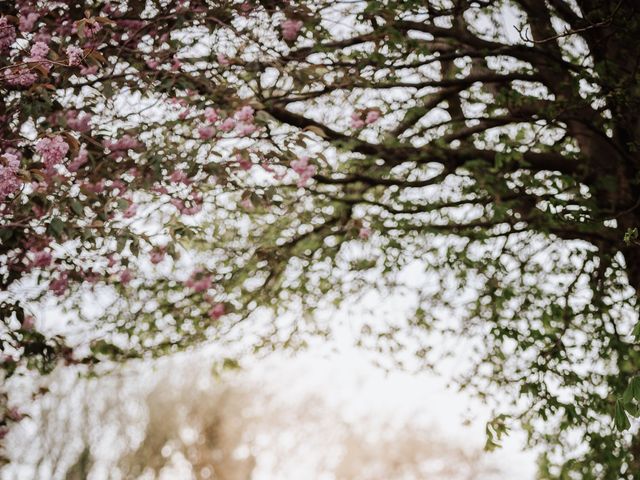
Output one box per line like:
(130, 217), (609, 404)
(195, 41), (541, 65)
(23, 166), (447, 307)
(1, 0), (640, 477)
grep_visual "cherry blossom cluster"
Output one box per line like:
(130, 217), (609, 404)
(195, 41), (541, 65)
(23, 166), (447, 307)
(0, 17), (16, 51)
(350, 110), (381, 129)
(184, 269), (226, 320)
(291, 155), (317, 187)
(281, 19), (304, 41)
(35, 136), (69, 174)
(197, 104), (259, 140)
(0, 153), (21, 201)
(0, 1), (325, 446)
(66, 45), (84, 66)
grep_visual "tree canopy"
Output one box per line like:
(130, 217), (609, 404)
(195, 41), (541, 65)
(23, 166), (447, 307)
(1, 0), (640, 477)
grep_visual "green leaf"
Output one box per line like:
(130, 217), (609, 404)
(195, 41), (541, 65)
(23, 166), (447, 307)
(633, 322), (640, 339)
(484, 414), (509, 451)
(615, 399), (631, 430)
(0, 228), (13, 243)
(625, 402), (640, 418)
(623, 382), (634, 404)
(222, 357), (240, 370)
(116, 198), (130, 211)
(90, 339), (123, 357)
(632, 376), (640, 402)
(624, 227), (638, 245)
(116, 236), (127, 252)
(48, 218), (65, 239)
(70, 200), (84, 216)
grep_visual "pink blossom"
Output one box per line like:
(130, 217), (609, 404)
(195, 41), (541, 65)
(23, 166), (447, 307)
(49, 272), (69, 296)
(185, 271), (213, 293)
(171, 58), (182, 71)
(113, 179), (129, 192)
(169, 170), (191, 184)
(181, 203), (203, 215)
(32, 250), (53, 268)
(281, 19), (303, 41)
(150, 249), (166, 264)
(198, 125), (216, 139)
(184, 192), (204, 215)
(104, 135), (141, 152)
(217, 53), (231, 66)
(36, 136), (69, 172)
(291, 155), (317, 187)
(82, 19), (102, 38)
(350, 112), (365, 129)
(111, 180), (127, 195)
(219, 117), (236, 132)
(66, 45), (84, 66)
(32, 204), (46, 218)
(23, 235), (52, 252)
(33, 31), (51, 44)
(261, 161), (286, 180)
(21, 315), (35, 330)
(291, 156), (310, 175)
(171, 197), (203, 216)
(83, 179), (105, 193)
(30, 180), (48, 194)
(119, 269), (133, 284)
(239, 197), (253, 210)
(0, 355), (16, 366)
(6, 408), (24, 422)
(358, 226), (372, 240)
(0, 17), (16, 51)
(146, 58), (160, 69)
(237, 154), (252, 171)
(235, 105), (254, 122)
(204, 107), (219, 122)
(66, 110), (92, 132)
(4, 68), (37, 87)
(208, 303), (225, 320)
(82, 269), (100, 284)
(30, 42), (49, 60)
(0, 153), (21, 201)
(240, 2), (253, 13)
(80, 65), (98, 75)
(170, 98), (188, 107)
(68, 146), (89, 172)
(237, 123), (257, 136)
(19, 13), (39, 33)
(365, 110), (381, 124)
(123, 203), (137, 218)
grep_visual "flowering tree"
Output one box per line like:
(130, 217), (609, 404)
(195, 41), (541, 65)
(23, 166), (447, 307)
(2, 0), (640, 477)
